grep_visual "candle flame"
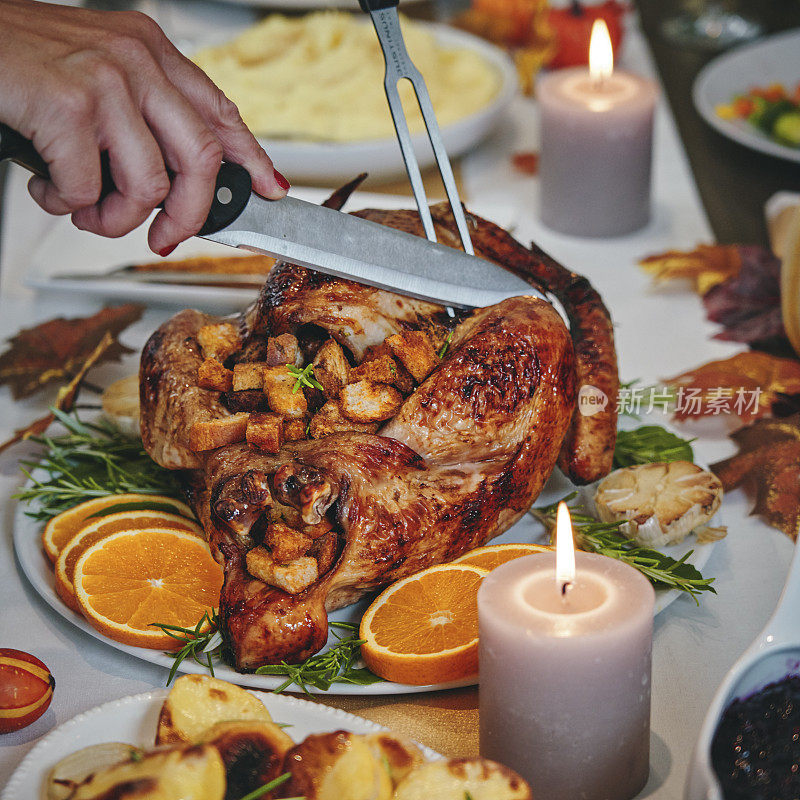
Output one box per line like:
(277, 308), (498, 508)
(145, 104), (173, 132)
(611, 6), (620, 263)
(556, 501), (576, 593)
(589, 19), (614, 83)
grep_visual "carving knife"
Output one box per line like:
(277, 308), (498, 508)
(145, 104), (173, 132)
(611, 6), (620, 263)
(0, 124), (538, 309)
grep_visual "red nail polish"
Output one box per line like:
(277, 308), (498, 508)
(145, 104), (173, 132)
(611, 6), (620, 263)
(273, 169), (290, 191)
(158, 245), (176, 257)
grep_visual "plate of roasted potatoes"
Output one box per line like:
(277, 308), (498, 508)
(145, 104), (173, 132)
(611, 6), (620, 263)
(3, 675), (531, 800)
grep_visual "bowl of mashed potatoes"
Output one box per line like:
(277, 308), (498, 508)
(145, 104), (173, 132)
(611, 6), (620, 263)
(193, 11), (517, 182)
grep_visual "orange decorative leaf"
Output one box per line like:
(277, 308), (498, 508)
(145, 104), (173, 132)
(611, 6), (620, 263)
(711, 415), (800, 540)
(639, 244), (741, 295)
(0, 304), (143, 399)
(665, 352), (800, 423)
(0, 331), (115, 455)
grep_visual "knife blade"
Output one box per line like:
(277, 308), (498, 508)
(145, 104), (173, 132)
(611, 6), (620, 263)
(202, 194), (536, 309)
(0, 124), (540, 309)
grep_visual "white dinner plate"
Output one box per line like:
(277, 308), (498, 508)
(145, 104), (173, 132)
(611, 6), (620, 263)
(13, 436), (718, 696)
(24, 188), (519, 313)
(1, 688), (439, 800)
(254, 24), (517, 184)
(693, 28), (800, 164)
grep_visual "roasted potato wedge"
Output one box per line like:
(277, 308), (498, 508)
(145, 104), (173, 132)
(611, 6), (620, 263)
(392, 758), (532, 800)
(70, 744), (225, 800)
(200, 720), (294, 800)
(282, 731), (393, 800)
(155, 675), (272, 746)
(46, 743), (144, 800)
(364, 733), (425, 787)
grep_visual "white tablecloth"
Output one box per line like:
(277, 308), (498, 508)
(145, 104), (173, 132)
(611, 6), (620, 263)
(0, 5), (796, 798)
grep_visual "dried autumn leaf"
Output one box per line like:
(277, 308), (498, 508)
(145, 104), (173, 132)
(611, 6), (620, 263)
(0, 331), (114, 455)
(0, 304), (144, 399)
(639, 244), (741, 295)
(711, 414), (800, 540)
(702, 245), (785, 348)
(665, 351), (800, 423)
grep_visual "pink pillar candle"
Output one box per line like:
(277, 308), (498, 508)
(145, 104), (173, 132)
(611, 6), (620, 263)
(537, 68), (658, 237)
(479, 551), (655, 800)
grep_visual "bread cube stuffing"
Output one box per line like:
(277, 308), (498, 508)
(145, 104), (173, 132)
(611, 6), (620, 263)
(263, 366), (308, 418)
(245, 547), (318, 594)
(232, 362), (266, 391)
(339, 380), (403, 423)
(197, 323), (241, 362)
(311, 531), (338, 575)
(283, 418), (308, 442)
(198, 358), (233, 392)
(264, 522), (313, 563)
(385, 330), (439, 383)
(189, 413), (249, 452)
(308, 400), (379, 438)
(351, 353), (413, 393)
(312, 339), (351, 398)
(246, 412), (284, 453)
(266, 333), (302, 367)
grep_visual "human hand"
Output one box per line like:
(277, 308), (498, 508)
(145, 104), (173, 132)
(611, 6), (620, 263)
(0, 0), (288, 255)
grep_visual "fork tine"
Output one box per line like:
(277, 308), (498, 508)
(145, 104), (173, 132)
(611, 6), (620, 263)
(366, 5), (474, 255)
(407, 73), (475, 255)
(383, 80), (438, 242)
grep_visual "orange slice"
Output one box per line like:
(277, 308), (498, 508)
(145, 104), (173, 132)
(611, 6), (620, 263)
(359, 563), (488, 686)
(55, 511), (204, 613)
(42, 494), (193, 563)
(454, 543), (552, 571)
(73, 527), (223, 650)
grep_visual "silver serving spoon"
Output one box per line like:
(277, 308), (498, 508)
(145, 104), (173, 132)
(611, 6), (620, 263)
(685, 540), (800, 799)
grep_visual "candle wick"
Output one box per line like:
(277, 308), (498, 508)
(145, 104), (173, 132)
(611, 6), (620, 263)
(561, 580), (572, 597)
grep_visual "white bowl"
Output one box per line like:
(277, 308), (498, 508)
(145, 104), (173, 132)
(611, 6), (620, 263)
(258, 23), (518, 184)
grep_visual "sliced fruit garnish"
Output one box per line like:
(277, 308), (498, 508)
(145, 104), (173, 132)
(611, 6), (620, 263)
(73, 527), (223, 650)
(359, 563), (488, 686)
(55, 510), (203, 613)
(42, 493), (193, 563)
(454, 543), (552, 571)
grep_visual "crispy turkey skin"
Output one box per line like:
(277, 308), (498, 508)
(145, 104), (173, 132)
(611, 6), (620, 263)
(140, 204), (617, 670)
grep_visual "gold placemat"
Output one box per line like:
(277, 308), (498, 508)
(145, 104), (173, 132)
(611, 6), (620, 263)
(306, 686), (480, 758)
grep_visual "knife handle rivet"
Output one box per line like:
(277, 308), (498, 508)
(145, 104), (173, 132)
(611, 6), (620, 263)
(216, 186), (233, 205)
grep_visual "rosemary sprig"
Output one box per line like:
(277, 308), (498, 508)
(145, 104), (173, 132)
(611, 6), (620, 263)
(150, 611), (223, 685)
(14, 409), (182, 521)
(438, 330), (453, 359)
(614, 425), (694, 469)
(286, 364), (323, 394)
(531, 494), (715, 602)
(255, 622), (383, 694)
(237, 772), (292, 800)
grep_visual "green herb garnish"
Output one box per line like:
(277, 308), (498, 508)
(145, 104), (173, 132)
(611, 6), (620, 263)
(150, 611), (223, 685)
(256, 621), (383, 694)
(438, 330), (454, 359)
(14, 409), (183, 521)
(614, 424), (694, 468)
(530, 494), (715, 602)
(237, 772), (292, 800)
(287, 364), (323, 394)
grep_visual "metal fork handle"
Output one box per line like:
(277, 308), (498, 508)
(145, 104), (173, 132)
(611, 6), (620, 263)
(363, 4), (475, 256)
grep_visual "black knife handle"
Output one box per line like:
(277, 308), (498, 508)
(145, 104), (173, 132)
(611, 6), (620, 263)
(358, 0), (398, 13)
(0, 121), (251, 237)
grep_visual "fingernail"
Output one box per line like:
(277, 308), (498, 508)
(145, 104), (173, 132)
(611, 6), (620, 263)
(158, 245), (176, 257)
(273, 169), (290, 191)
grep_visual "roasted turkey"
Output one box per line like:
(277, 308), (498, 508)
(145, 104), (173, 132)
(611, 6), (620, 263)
(140, 186), (619, 670)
